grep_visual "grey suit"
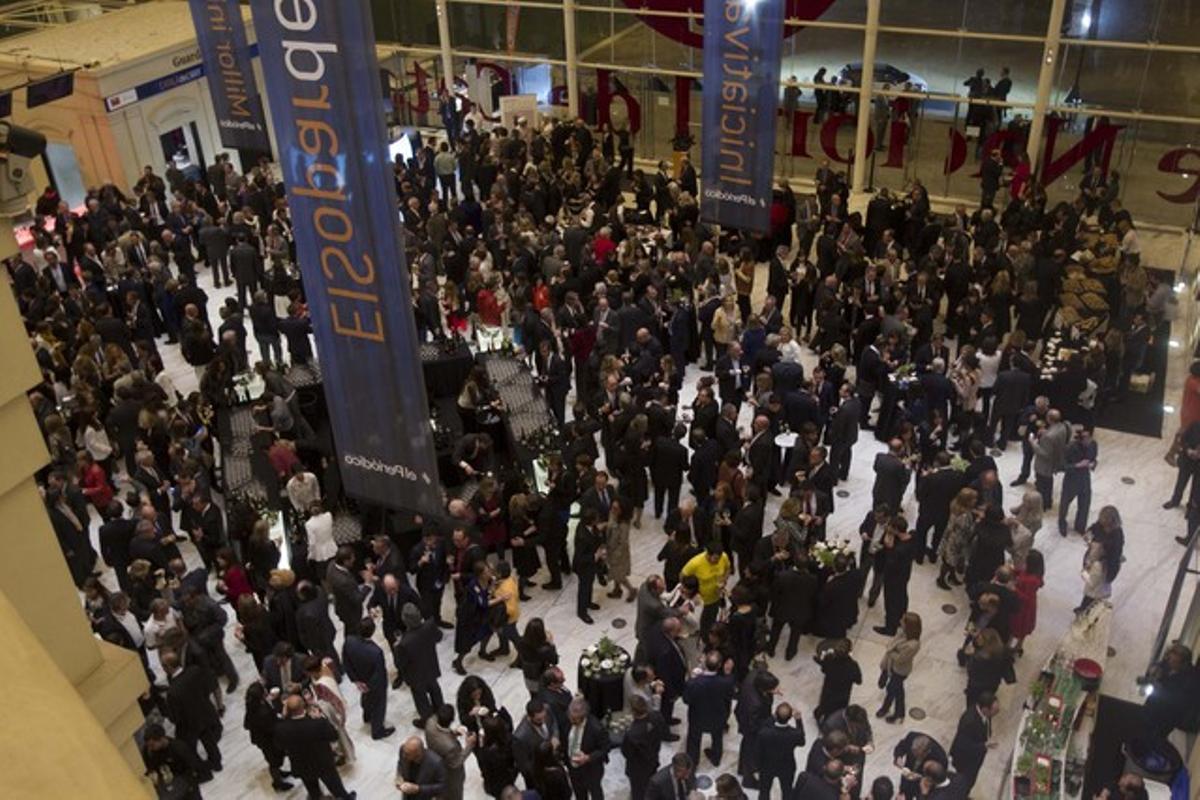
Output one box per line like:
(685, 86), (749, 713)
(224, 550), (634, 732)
(424, 720), (471, 800)
(1031, 420), (1070, 509)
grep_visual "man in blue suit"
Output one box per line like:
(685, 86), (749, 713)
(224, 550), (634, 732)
(682, 650), (736, 767)
(341, 618), (395, 740)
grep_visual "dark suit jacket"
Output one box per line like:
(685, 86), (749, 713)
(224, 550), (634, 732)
(992, 369), (1032, 417)
(683, 672), (736, 731)
(98, 518), (136, 569)
(621, 711), (666, 779)
(747, 432), (775, 487)
(369, 584), (420, 644)
(513, 715), (559, 778)
(274, 716), (341, 778)
(715, 355), (750, 403)
(166, 665), (220, 737)
(950, 706), (989, 776)
(917, 467), (966, 523)
(394, 618), (443, 687)
(645, 628), (688, 696)
(687, 439), (722, 498)
(872, 453), (911, 511)
(565, 715), (610, 783)
(758, 720), (808, 776)
(296, 592), (337, 655)
(578, 486), (615, 521)
(827, 399), (860, 446)
(262, 653), (307, 690)
(396, 750), (447, 797)
(769, 567), (818, 625)
(342, 634), (388, 691)
(715, 417), (742, 457)
(325, 563), (365, 629)
(650, 436), (689, 488)
(645, 764), (697, 800)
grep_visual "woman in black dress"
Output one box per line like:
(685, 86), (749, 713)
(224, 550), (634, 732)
(814, 637), (863, 723)
(452, 562), (493, 676)
(620, 415), (651, 529)
(474, 715), (519, 798)
(456, 674), (513, 736)
(517, 617), (559, 694)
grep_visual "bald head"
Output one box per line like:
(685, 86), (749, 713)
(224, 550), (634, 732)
(402, 736), (425, 761)
(284, 694), (306, 717)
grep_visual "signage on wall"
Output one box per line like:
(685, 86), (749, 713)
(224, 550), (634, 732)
(700, 0), (785, 233)
(0, 92), (11, 119)
(187, 0), (270, 151)
(103, 43), (260, 113)
(249, 0), (443, 515)
(26, 72), (74, 108)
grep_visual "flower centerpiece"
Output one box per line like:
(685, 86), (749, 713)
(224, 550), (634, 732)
(579, 636), (629, 680)
(950, 455), (970, 472)
(809, 538), (854, 570)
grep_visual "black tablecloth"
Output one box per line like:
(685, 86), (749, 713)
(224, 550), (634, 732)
(421, 341), (475, 399)
(479, 353), (557, 482)
(578, 663), (626, 720)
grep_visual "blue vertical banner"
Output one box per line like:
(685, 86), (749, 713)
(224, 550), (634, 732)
(700, 0), (785, 233)
(188, 0), (271, 151)
(249, 0), (443, 515)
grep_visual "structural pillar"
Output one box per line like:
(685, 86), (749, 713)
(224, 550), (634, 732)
(0, 220), (149, 790)
(851, 0), (881, 194)
(563, 0), (580, 118)
(435, 0), (455, 93)
(1026, 0), (1070, 167)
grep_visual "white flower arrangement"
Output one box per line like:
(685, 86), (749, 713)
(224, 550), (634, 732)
(579, 637), (628, 679)
(810, 539), (854, 569)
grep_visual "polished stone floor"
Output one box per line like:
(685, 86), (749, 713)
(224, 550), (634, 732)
(99, 229), (1199, 799)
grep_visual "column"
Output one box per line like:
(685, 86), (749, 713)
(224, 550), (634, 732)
(1026, 0), (1070, 167)
(435, 0), (455, 93)
(0, 219), (149, 784)
(851, 0), (881, 194)
(563, 0), (580, 118)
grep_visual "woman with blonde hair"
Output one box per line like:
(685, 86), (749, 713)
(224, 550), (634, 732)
(712, 294), (741, 351)
(1078, 539), (1111, 613)
(1010, 489), (1044, 537)
(877, 612), (922, 723)
(965, 626), (1014, 708)
(938, 487), (979, 589)
(605, 495), (636, 601)
(304, 654), (355, 764)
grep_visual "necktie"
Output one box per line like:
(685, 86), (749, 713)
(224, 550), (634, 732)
(569, 723), (583, 758)
(676, 779), (686, 800)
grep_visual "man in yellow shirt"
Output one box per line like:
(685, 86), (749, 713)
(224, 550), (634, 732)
(679, 544), (730, 636)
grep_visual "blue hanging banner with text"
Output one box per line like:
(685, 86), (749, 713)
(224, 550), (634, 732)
(188, 0), (270, 152)
(249, 0), (442, 514)
(699, 0), (785, 233)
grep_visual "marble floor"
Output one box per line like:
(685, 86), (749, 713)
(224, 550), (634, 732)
(97, 228), (1200, 800)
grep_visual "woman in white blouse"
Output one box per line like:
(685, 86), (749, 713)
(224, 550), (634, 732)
(304, 501), (337, 584)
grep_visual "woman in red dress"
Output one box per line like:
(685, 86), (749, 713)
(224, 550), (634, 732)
(76, 450), (113, 510)
(474, 477), (509, 559)
(216, 547), (255, 609)
(1010, 549), (1044, 656)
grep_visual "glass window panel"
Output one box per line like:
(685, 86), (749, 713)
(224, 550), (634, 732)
(875, 32), (1041, 104)
(450, 4), (565, 60)
(1151, 0), (1200, 46)
(1048, 45), (1199, 116)
(880, 0), (1052, 37)
(373, 0), (439, 47)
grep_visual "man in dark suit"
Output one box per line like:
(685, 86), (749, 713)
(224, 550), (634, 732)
(262, 642), (307, 691)
(230, 235), (261, 308)
(198, 217), (230, 287)
(98, 501), (136, 592)
(827, 383), (861, 480)
(989, 365), (1033, 449)
(342, 618), (395, 740)
(651, 424), (690, 519)
(683, 651), (736, 767)
(922, 760), (971, 800)
(645, 753), (696, 800)
(646, 617), (688, 731)
(296, 582), (341, 673)
(513, 699), (559, 785)
(369, 573), (420, 656)
(578, 472), (615, 521)
(160, 650), (222, 773)
(688, 430), (723, 506)
(409, 528), (452, 626)
(796, 759), (852, 800)
(950, 691), (999, 791)
(715, 342), (751, 410)
(757, 702), (808, 799)
(572, 509), (605, 624)
(919, 358), (957, 423)
(915, 452), (966, 561)
(394, 603), (444, 726)
(794, 480), (833, 542)
(536, 337), (571, 426)
(397, 737), (446, 797)
(872, 438), (911, 512)
(274, 694), (357, 798)
(768, 562), (819, 660)
(893, 731), (949, 799)
(564, 697), (610, 800)
(623, 694), (668, 800)
(188, 492), (225, 573)
(326, 546), (367, 632)
(746, 414), (777, 496)
(663, 498), (711, 549)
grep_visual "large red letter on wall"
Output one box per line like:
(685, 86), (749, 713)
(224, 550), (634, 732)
(944, 128), (967, 175)
(1157, 147), (1200, 204)
(820, 113), (872, 164)
(1041, 117), (1124, 186)
(408, 61), (430, 115)
(789, 110), (814, 158)
(596, 69), (642, 135)
(674, 77), (691, 139)
(882, 121), (908, 168)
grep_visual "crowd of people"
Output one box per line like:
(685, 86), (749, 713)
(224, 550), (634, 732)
(11, 92), (1200, 800)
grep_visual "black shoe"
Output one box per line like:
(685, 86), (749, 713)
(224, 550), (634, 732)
(509, 658), (522, 669)
(663, 733), (681, 742)
(197, 772), (214, 784)
(873, 626), (894, 636)
(588, 602), (601, 610)
(372, 726), (396, 740)
(225, 679), (239, 695)
(413, 718), (425, 728)
(704, 747), (720, 767)
(1164, 500), (1181, 509)
(438, 621), (454, 629)
(875, 707), (888, 718)
(392, 676), (403, 689)
(867, 595), (878, 608)
(886, 714), (905, 724)
(579, 613), (594, 624)
(452, 658), (466, 676)
(478, 651), (495, 662)
(784, 650), (798, 661)
(1010, 477), (1028, 487)
(542, 582), (563, 590)
(272, 781), (294, 793)
(1176, 536), (1192, 545)
(768, 488), (782, 497)
(519, 594), (533, 601)
(208, 761), (223, 772)
(914, 553), (925, 565)
(937, 577), (951, 590)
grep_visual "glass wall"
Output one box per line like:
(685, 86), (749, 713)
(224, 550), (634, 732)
(379, 0), (1200, 228)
